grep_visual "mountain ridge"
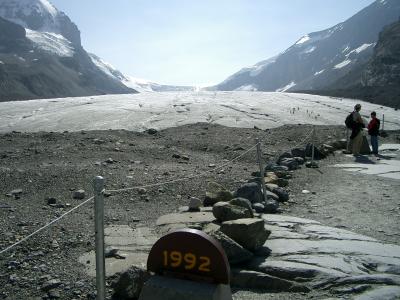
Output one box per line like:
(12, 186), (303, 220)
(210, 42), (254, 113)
(212, 0), (400, 107)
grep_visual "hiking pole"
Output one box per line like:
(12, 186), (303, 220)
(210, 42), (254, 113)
(94, 176), (105, 300)
(256, 138), (268, 202)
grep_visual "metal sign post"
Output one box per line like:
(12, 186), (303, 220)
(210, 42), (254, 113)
(256, 138), (267, 202)
(94, 176), (105, 300)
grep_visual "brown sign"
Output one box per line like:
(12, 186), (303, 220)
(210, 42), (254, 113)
(147, 228), (230, 284)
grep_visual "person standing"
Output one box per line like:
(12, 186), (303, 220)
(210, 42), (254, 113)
(350, 104), (364, 156)
(368, 111), (380, 155)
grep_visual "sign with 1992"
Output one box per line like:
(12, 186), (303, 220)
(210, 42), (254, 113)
(147, 228), (230, 284)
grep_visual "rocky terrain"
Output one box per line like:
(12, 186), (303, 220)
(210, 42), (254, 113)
(1, 123), (400, 299)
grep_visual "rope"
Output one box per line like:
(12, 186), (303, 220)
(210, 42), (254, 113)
(107, 143), (258, 193)
(0, 196), (95, 256)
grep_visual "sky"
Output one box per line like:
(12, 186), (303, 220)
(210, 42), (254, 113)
(51, 0), (375, 86)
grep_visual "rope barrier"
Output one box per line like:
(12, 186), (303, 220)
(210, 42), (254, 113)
(0, 196), (95, 256)
(106, 143), (258, 193)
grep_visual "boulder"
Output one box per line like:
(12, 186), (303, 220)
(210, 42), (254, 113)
(305, 144), (326, 159)
(220, 219), (270, 252)
(264, 200), (279, 213)
(266, 191), (279, 202)
(264, 172), (278, 184)
(272, 187), (289, 202)
(279, 158), (299, 170)
(276, 178), (289, 187)
(208, 230), (253, 265)
(188, 197), (202, 212)
(277, 152), (293, 162)
(274, 170), (291, 178)
(234, 182), (263, 204)
(265, 162), (289, 172)
(204, 182), (233, 206)
(293, 157), (305, 165)
(252, 203), (265, 213)
(212, 202), (252, 222)
(229, 198), (254, 217)
(111, 266), (150, 300)
(266, 183), (278, 191)
(291, 148), (306, 158)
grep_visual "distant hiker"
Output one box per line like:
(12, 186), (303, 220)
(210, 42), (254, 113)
(368, 111), (380, 155)
(350, 104), (365, 156)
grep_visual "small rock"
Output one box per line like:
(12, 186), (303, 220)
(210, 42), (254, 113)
(172, 153), (181, 159)
(51, 240), (59, 248)
(41, 279), (62, 292)
(302, 190), (311, 194)
(137, 188), (147, 195)
(147, 128), (158, 135)
(188, 197), (202, 211)
(105, 246), (119, 258)
(105, 158), (114, 164)
(72, 190), (85, 199)
(48, 290), (61, 299)
(10, 189), (23, 195)
(47, 197), (57, 205)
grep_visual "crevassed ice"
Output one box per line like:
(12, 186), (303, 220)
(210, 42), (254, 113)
(26, 29), (74, 57)
(334, 59), (351, 69)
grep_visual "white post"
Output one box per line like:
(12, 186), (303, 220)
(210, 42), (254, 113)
(382, 114), (385, 131)
(256, 138), (268, 202)
(94, 176), (105, 300)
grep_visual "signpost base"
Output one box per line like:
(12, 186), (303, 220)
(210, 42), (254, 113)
(138, 276), (232, 300)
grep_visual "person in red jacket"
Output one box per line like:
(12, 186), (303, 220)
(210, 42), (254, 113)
(367, 111), (380, 155)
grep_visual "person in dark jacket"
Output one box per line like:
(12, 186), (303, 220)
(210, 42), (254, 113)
(351, 104), (365, 155)
(367, 111), (380, 155)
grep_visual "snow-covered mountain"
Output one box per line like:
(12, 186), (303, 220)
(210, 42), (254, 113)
(89, 53), (195, 93)
(0, 0), (135, 101)
(213, 0), (400, 96)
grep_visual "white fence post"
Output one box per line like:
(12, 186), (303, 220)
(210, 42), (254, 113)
(256, 138), (268, 202)
(94, 176), (105, 300)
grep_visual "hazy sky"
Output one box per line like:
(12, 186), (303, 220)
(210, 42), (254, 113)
(51, 0), (375, 86)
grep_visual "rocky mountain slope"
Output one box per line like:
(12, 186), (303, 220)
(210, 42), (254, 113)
(317, 19), (400, 108)
(212, 0), (400, 99)
(0, 0), (135, 102)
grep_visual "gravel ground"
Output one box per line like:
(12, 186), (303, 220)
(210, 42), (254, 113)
(0, 123), (399, 299)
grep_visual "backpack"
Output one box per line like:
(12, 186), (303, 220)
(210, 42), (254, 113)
(345, 112), (354, 129)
